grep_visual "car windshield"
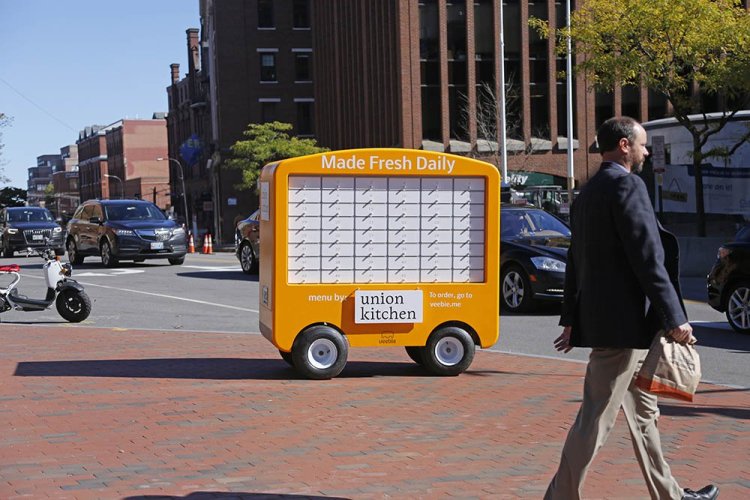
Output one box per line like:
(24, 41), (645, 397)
(105, 204), (166, 221)
(501, 208), (571, 239)
(7, 208), (54, 222)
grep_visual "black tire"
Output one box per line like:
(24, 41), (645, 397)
(501, 264), (536, 313)
(168, 256), (185, 265)
(55, 289), (92, 323)
(279, 349), (295, 367)
(3, 244), (13, 258)
(421, 326), (475, 376)
(100, 240), (118, 267)
(725, 280), (750, 335)
(405, 346), (425, 365)
(239, 241), (257, 274)
(291, 325), (348, 380)
(67, 239), (83, 264)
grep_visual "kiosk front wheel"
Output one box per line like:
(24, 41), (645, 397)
(279, 349), (295, 366)
(292, 326), (348, 379)
(422, 326), (475, 376)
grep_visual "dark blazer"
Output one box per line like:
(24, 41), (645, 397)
(559, 162), (688, 349)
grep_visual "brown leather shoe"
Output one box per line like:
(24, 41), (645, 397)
(682, 485), (719, 500)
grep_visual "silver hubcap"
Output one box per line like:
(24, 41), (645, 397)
(502, 271), (524, 308)
(102, 244), (110, 264)
(307, 338), (338, 369)
(241, 245), (253, 269)
(728, 286), (750, 330)
(434, 336), (464, 366)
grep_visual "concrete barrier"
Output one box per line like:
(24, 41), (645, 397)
(677, 236), (727, 277)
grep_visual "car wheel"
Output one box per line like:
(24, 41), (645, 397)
(168, 256), (185, 265)
(405, 346), (425, 365)
(67, 239), (83, 264)
(100, 240), (119, 268)
(725, 280), (750, 334)
(55, 289), (92, 323)
(3, 242), (13, 258)
(291, 325), (348, 380)
(501, 264), (535, 313)
(421, 326), (475, 376)
(239, 241), (257, 274)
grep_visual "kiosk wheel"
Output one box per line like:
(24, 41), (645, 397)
(422, 326), (475, 376)
(405, 346), (425, 365)
(279, 349), (295, 366)
(292, 325), (348, 380)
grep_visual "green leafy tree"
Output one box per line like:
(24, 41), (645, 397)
(531, 0), (750, 236)
(0, 187), (27, 208)
(227, 122), (329, 190)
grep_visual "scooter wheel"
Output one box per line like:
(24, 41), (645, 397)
(56, 289), (92, 323)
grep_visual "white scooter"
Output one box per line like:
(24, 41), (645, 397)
(0, 244), (91, 322)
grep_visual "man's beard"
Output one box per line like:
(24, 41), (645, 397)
(631, 160), (644, 174)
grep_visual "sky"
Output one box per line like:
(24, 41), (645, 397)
(0, 0), (200, 189)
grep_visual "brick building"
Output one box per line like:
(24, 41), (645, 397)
(77, 119), (170, 207)
(50, 144), (80, 219)
(168, 0), (314, 244)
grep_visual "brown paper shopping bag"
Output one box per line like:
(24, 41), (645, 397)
(634, 331), (701, 402)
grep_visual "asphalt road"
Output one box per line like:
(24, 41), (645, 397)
(0, 251), (747, 388)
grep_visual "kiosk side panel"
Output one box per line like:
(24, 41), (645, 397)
(258, 163), (277, 342)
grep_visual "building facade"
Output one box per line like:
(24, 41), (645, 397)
(50, 144), (80, 219)
(77, 119), (170, 206)
(169, 0), (314, 244)
(26, 155), (56, 207)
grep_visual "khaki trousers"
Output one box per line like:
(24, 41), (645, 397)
(544, 348), (683, 500)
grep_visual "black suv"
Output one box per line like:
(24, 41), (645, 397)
(0, 206), (65, 257)
(707, 224), (750, 334)
(66, 199), (188, 267)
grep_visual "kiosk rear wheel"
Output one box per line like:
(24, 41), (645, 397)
(405, 346), (425, 365)
(292, 325), (348, 379)
(422, 326), (475, 376)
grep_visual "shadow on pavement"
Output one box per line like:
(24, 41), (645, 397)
(177, 271), (258, 281)
(660, 402), (750, 420)
(124, 493), (350, 500)
(13, 358), (439, 380)
(692, 326), (750, 352)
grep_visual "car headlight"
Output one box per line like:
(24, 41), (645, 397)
(115, 229), (135, 236)
(53, 226), (62, 233)
(7, 228), (18, 234)
(530, 256), (566, 272)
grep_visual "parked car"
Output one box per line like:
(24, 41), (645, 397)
(707, 224), (750, 334)
(500, 205), (570, 312)
(65, 199), (188, 267)
(0, 206), (65, 257)
(235, 209), (260, 274)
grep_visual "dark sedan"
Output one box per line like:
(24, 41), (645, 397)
(0, 206), (65, 257)
(66, 199), (187, 267)
(500, 205), (570, 312)
(707, 224), (750, 334)
(235, 209), (260, 274)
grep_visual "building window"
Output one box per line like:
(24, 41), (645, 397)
(258, 0), (274, 29)
(261, 101), (278, 123)
(420, 0), (442, 141)
(260, 53), (277, 82)
(295, 53), (312, 81)
(296, 101), (313, 135)
(293, 0), (310, 28)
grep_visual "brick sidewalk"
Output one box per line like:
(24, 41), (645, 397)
(1, 325), (747, 499)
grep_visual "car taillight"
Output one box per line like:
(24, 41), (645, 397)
(718, 247), (732, 259)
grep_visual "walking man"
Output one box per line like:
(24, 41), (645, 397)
(545, 117), (718, 500)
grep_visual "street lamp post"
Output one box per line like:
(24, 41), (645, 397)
(104, 174), (123, 199)
(157, 157), (190, 232)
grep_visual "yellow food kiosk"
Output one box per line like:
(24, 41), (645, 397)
(259, 149), (500, 379)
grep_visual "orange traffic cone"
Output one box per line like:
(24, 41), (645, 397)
(188, 234), (195, 254)
(207, 233), (213, 254)
(202, 234), (209, 254)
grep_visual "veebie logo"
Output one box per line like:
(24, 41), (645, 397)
(321, 154), (455, 174)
